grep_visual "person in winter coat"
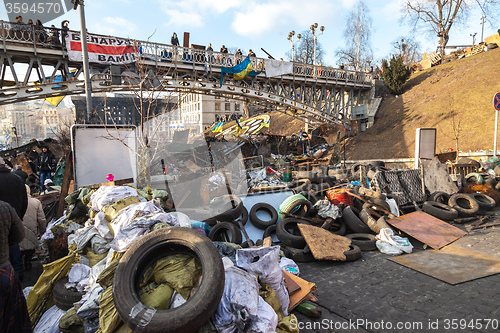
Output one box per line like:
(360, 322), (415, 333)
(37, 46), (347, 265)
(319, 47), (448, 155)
(61, 20), (69, 49)
(12, 165), (28, 183)
(19, 185), (46, 271)
(37, 146), (56, 192)
(0, 199), (32, 332)
(171, 32), (179, 46)
(0, 157), (27, 281)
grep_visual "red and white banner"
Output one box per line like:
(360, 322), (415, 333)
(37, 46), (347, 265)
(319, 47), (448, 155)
(66, 32), (139, 65)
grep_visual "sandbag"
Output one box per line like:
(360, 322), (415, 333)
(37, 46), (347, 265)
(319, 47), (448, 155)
(212, 265), (260, 333)
(141, 253), (202, 301)
(139, 282), (174, 310)
(236, 246), (290, 315)
(33, 304), (66, 333)
(58, 307), (84, 333)
(102, 196), (142, 222)
(98, 286), (122, 333)
(27, 252), (77, 327)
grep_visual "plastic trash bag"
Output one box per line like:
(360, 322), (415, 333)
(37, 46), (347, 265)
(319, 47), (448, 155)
(236, 246), (290, 315)
(76, 284), (103, 319)
(313, 199), (341, 219)
(90, 185), (143, 212)
(248, 296), (278, 333)
(376, 228), (413, 255)
(279, 257), (300, 276)
(34, 304), (66, 333)
(68, 264), (91, 284)
(212, 265), (260, 333)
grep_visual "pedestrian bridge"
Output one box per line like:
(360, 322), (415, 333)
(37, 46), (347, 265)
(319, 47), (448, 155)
(0, 21), (374, 125)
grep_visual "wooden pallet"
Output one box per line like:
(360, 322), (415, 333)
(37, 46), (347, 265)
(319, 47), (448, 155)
(471, 43), (485, 56)
(428, 51), (442, 65)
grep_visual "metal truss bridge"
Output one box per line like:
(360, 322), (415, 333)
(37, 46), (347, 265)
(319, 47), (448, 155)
(0, 21), (374, 125)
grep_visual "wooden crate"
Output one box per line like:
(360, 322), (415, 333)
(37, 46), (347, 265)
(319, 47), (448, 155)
(447, 164), (478, 178)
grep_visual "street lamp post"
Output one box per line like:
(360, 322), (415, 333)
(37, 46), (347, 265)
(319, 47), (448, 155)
(287, 31), (301, 62)
(310, 23), (325, 66)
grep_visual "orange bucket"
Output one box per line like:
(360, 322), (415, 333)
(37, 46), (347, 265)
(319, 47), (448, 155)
(326, 189), (353, 206)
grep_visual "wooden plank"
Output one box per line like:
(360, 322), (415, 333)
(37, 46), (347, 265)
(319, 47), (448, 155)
(56, 151), (73, 219)
(283, 271), (301, 296)
(387, 210), (467, 249)
(282, 270), (317, 312)
(298, 224), (351, 261)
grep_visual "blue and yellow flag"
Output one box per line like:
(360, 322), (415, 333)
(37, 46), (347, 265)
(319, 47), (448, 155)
(233, 57), (253, 80)
(261, 120), (269, 128)
(220, 56), (262, 86)
(211, 121), (224, 133)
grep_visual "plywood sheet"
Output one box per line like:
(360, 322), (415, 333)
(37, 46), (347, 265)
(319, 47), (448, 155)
(282, 270), (317, 311)
(424, 157), (458, 195)
(298, 224), (351, 261)
(387, 210), (467, 249)
(390, 244), (500, 284)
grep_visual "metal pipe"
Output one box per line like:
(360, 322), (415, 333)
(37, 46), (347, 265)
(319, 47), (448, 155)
(494, 110), (498, 157)
(78, 0), (92, 123)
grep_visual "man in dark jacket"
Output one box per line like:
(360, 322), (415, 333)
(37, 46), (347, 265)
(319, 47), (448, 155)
(37, 145), (56, 193)
(12, 165), (28, 183)
(0, 157), (27, 280)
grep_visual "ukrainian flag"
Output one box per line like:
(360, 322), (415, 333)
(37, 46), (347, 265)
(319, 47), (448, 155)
(211, 121), (224, 133)
(261, 120), (270, 128)
(220, 56), (261, 86)
(233, 57), (254, 80)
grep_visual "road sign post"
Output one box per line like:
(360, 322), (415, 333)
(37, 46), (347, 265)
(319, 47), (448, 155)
(493, 93), (500, 157)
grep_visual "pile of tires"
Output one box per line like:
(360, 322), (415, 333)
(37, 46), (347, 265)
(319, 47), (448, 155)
(422, 192), (496, 219)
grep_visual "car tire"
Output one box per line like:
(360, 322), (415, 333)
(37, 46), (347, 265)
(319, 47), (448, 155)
(344, 244), (362, 262)
(422, 201), (458, 221)
(281, 246), (316, 263)
(428, 191), (450, 205)
(345, 233), (377, 251)
(263, 224), (277, 239)
(113, 228), (224, 333)
(276, 218), (310, 249)
(342, 206), (372, 234)
(449, 193), (480, 216)
(249, 203), (278, 230)
(470, 193), (496, 211)
(208, 222), (242, 244)
(53, 277), (85, 311)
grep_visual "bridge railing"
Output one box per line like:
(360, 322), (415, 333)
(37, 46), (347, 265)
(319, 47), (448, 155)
(0, 20), (372, 85)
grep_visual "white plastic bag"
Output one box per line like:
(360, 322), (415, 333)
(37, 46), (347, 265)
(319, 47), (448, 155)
(76, 283), (103, 319)
(279, 257), (300, 276)
(212, 266), (260, 333)
(236, 246), (289, 315)
(68, 264), (91, 283)
(313, 199), (341, 219)
(376, 228), (413, 255)
(248, 296), (279, 333)
(34, 305), (66, 333)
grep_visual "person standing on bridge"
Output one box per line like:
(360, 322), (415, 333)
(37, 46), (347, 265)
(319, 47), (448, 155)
(171, 33), (179, 46)
(248, 49), (256, 57)
(61, 20), (69, 49)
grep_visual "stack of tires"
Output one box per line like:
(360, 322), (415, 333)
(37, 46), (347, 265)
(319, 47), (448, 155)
(422, 191), (496, 220)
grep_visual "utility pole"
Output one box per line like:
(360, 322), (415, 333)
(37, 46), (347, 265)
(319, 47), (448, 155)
(73, 0), (92, 123)
(480, 15), (486, 43)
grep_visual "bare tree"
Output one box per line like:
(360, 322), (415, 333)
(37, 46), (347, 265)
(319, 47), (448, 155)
(392, 36), (423, 66)
(402, 0), (499, 56)
(289, 30), (325, 65)
(336, 0), (374, 71)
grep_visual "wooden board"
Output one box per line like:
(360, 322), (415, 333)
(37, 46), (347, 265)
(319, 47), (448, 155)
(387, 210), (467, 249)
(419, 58), (432, 70)
(282, 270), (317, 312)
(283, 271), (301, 296)
(485, 32), (500, 47)
(298, 224), (351, 261)
(390, 242), (500, 285)
(424, 156), (459, 195)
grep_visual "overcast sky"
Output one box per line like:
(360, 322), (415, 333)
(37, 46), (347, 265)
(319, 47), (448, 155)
(0, 0), (497, 66)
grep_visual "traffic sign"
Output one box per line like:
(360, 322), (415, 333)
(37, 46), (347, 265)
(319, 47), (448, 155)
(494, 93), (500, 111)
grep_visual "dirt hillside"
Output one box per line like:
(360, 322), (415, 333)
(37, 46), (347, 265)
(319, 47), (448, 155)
(344, 48), (500, 160)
